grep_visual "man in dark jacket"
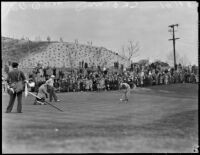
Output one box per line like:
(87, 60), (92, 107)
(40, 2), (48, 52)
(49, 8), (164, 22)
(6, 62), (26, 113)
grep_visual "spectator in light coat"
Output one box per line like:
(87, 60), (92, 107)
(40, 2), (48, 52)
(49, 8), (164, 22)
(46, 75), (60, 102)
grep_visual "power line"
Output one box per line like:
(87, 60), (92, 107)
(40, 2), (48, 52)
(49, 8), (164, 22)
(178, 42), (197, 47)
(178, 40), (198, 45)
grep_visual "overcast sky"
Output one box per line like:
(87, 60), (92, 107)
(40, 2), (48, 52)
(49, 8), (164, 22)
(2, 2), (198, 65)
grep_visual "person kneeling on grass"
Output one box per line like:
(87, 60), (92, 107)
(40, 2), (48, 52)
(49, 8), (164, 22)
(34, 83), (48, 105)
(119, 82), (131, 104)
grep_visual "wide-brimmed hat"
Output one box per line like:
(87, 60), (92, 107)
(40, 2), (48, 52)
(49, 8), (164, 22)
(51, 75), (55, 78)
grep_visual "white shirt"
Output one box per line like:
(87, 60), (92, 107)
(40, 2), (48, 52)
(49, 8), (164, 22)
(121, 83), (130, 90)
(46, 78), (54, 87)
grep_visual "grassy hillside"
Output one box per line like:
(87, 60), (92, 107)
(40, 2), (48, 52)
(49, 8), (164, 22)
(2, 37), (49, 65)
(2, 37), (129, 69)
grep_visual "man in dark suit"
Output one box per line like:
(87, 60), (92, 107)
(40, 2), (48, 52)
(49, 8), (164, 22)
(6, 62), (26, 113)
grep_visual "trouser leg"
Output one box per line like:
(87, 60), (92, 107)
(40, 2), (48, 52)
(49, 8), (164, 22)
(49, 88), (53, 102)
(120, 92), (126, 101)
(124, 93), (127, 100)
(51, 87), (58, 101)
(47, 86), (53, 102)
(124, 92), (128, 103)
(17, 92), (22, 113)
(49, 86), (58, 102)
(6, 93), (16, 112)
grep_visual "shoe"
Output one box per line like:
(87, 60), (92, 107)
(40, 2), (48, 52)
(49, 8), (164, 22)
(55, 100), (60, 102)
(17, 112), (23, 113)
(5, 111), (11, 113)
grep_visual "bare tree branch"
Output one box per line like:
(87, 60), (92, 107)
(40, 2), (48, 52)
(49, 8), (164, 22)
(166, 51), (190, 67)
(121, 45), (125, 57)
(126, 40), (140, 61)
(60, 37), (63, 42)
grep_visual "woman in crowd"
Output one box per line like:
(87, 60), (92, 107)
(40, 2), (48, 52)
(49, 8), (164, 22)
(19, 62), (197, 93)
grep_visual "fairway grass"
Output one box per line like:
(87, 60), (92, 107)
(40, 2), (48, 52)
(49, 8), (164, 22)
(2, 83), (198, 153)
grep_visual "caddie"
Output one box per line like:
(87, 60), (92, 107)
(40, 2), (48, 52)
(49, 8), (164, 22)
(6, 62), (26, 113)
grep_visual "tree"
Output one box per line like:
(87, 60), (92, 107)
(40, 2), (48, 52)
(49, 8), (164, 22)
(121, 40), (140, 67)
(74, 39), (78, 45)
(60, 37), (63, 42)
(137, 59), (149, 66)
(121, 45), (126, 58)
(21, 36), (25, 40)
(179, 54), (190, 67)
(126, 40), (140, 61)
(35, 36), (41, 41)
(25, 37), (29, 41)
(153, 60), (169, 67)
(166, 51), (190, 67)
(47, 36), (51, 43)
(87, 41), (92, 47)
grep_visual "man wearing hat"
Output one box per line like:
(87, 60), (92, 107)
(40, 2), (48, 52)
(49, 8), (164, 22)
(6, 62), (26, 113)
(46, 75), (60, 102)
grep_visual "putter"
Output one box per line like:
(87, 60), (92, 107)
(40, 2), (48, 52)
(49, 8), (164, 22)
(28, 92), (64, 112)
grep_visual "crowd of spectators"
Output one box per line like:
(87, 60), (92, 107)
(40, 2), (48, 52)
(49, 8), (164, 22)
(23, 62), (198, 93)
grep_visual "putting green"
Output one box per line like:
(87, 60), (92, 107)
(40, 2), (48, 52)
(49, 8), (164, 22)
(2, 83), (198, 153)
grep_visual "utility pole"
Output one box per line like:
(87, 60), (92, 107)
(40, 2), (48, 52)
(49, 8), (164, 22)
(168, 24), (180, 70)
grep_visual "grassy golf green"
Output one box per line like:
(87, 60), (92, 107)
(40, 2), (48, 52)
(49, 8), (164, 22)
(2, 83), (198, 153)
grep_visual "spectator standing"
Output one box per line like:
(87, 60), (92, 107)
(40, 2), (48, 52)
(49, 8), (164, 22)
(140, 71), (144, 87)
(159, 73), (163, 85)
(6, 62), (26, 113)
(85, 77), (90, 91)
(46, 75), (60, 102)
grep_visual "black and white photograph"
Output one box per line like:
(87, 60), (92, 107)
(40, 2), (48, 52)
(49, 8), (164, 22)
(2, 1), (198, 153)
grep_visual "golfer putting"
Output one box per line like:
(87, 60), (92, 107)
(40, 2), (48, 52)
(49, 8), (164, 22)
(119, 82), (130, 103)
(119, 82), (137, 104)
